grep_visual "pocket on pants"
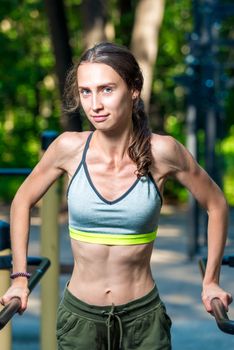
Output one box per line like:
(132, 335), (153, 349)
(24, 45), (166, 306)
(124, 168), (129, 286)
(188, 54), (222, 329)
(56, 304), (79, 339)
(158, 303), (172, 344)
(128, 303), (172, 349)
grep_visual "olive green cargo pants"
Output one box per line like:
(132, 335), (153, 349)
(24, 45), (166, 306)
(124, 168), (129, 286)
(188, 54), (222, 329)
(56, 285), (172, 350)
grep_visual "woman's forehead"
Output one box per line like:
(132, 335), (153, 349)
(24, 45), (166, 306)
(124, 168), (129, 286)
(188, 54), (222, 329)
(77, 62), (123, 85)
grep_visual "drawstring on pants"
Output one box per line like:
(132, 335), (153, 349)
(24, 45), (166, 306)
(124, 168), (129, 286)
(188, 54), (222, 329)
(102, 303), (126, 350)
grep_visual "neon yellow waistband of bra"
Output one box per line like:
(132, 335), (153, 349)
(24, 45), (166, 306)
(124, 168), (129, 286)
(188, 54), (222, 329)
(69, 227), (157, 245)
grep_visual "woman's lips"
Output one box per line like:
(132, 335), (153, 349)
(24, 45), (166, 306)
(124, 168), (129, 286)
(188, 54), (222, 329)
(92, 115), (109, 122)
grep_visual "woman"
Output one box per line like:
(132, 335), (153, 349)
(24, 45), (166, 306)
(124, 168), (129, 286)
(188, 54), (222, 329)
(0, 42), (232, 350)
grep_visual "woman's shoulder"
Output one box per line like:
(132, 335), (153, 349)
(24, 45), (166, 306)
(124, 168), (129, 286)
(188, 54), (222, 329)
(55, 131), (92, 153)
(150, 133), (189, 173)
(57, 131), (91, 145)
(48, 131), (92, 167)
(151, 133), (180, 159)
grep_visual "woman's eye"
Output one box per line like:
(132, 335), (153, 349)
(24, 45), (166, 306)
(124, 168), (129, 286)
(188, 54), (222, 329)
(80, 89), (90, 96)
(103, 87), (112, 94)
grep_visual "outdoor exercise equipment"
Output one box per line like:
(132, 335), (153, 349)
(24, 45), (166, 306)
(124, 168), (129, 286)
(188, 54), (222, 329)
(40, 130), (60, 350)
(0, 220), (50, 350)
(176, 0), (234, 258)
(0, 255), (51, 330)
(0, 221), (11, 349)
(0, 130), (60, 350)
(199, 255), (234, 335)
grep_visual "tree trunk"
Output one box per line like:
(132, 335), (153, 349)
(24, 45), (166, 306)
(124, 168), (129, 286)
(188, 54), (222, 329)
(117, 0), (134, 47)
(44, 0), (82, 131)
(131, 0), (165, 112)
(81, 0), (107, 49)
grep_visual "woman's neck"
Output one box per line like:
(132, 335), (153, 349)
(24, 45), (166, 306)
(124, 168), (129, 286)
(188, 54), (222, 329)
(92, 128), (133, 163)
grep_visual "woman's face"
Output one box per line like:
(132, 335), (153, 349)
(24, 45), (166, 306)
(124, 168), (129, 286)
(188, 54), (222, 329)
(77, 62), (136, 132)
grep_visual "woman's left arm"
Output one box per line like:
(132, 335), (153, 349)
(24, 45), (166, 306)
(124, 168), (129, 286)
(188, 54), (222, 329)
(154, 135), (233, 313)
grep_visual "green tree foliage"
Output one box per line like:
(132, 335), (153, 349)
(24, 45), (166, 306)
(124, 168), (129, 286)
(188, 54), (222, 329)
(150, 0), (192, 132)
(0, 0), (233, 205)
(0, 0), (61, 199)
(150, 0), (192, 203)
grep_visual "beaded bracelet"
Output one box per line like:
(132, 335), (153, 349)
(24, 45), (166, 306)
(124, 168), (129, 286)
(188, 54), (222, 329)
(10, 272), (31, 279)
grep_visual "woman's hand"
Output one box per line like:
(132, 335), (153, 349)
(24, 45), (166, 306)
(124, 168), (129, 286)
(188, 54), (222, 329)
(0, 279), (29, 315)
(202, 282), (233, 313)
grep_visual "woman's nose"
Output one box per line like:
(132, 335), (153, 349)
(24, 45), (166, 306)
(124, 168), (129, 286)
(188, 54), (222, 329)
(91, 94), (103, 111)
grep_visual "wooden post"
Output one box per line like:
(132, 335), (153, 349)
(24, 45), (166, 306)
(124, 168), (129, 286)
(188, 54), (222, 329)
(0, 221), (12, 350)
(40, 131), (59, 350)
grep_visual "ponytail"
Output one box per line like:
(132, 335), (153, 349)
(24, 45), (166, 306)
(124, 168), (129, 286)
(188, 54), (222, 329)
(128, 98), (152, 178)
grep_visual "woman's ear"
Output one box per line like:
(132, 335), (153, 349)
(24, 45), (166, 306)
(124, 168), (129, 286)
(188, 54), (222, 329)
(132, 90), (140, 100)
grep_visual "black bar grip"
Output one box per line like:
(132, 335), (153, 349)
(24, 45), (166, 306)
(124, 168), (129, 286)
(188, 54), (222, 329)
(211, 298), (234, 335)
(0, 257), (50, 330)
(199, 257), (234, 335)
(0, 297), (21, 330)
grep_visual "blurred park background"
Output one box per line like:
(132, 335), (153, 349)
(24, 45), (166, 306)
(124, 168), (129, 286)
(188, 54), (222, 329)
(0, 0), (234, 206)
(1, 1), (234, 349)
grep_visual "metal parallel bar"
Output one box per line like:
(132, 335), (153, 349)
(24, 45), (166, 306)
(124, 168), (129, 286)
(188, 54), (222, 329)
(0, 298), (21, 331)
(0, 256), (72, 283)
(0, 257), (50, 330)
(0, 256), (51, 271)
(199, 256), (234, 334)
(0, 256), (12, 270)
(0, 169), (31, 176)
(211, 298), (234, 335)
(199, 258), (207, 277)
(28, 258), (51, 292)
(222, 255), (234, 267)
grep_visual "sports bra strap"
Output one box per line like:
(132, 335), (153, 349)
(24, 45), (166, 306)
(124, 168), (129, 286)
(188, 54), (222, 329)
(82, 132), (93, 162)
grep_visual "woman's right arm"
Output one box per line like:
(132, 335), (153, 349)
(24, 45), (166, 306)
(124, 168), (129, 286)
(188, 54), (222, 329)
(0, 132), (72, 313)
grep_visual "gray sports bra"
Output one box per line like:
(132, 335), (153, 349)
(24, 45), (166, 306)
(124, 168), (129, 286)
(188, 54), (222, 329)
(67, 132), (162, 245)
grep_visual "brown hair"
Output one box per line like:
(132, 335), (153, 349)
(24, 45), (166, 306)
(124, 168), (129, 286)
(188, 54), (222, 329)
(63, 42), (152, 177)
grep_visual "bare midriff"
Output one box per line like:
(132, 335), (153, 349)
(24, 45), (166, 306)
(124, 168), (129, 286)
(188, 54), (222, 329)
(68, 239), (155, 306)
